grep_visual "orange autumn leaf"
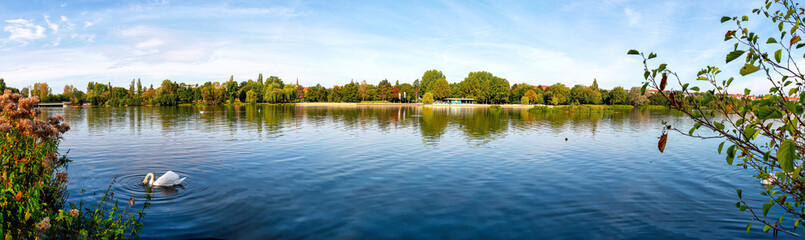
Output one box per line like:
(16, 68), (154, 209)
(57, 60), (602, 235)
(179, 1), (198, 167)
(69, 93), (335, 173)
(658, 133), (668, 153)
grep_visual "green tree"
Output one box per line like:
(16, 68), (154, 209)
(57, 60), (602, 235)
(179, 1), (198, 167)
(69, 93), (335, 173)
(283, 84), (296, 102)
(136, 78), (142, 96)
(591, 78), (599, 91)
(459, 74), (483, 99)
(520, 96), (530, 105)
(264, 83), (283, 103)
(421, 69), (445, 93)
(481, 75), (510, 104)
(609, 86), (628, 105)
(245, 89), (258, 103)
(627, 1), (805, 236)
(545, 83), (569, 105)
(422, 92), (434, 104)
(226, 77), (239, 102)
(569, 85), (591, 105)
(266, 76), (283, 86)
(431, 78), (450, 100)
(341, 81), (359, 102)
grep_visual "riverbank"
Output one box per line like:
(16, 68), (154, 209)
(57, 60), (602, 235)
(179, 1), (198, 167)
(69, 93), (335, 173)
(296, 102), (541, 108)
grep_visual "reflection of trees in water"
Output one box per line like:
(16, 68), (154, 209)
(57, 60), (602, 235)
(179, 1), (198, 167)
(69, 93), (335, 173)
(68, 105), (684, 144)
(455, 107), (509, 143)
(85, 107), (132, 133)
(418, 107), (449, 144)
(515, 108), (611, 136)
(261, 105), (295, 136)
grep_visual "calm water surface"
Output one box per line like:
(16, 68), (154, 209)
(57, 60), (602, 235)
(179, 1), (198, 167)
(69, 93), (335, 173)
(41, 105), (791, 239)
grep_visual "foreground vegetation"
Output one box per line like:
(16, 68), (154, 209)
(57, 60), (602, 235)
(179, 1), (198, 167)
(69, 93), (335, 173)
(0, 90), (149, 239)
(633, 0), (805, 236)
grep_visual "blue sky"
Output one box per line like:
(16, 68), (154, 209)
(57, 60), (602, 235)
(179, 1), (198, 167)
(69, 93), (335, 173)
(0, 0), (771, 92)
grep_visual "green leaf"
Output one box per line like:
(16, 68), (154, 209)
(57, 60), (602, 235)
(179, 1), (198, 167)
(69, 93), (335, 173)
(762, 202), (771, 217)
(627, 49), (640, 55)
(718, 142), (725, 154)
(658, 63), (667, 72)
(767, 37), (778, 44)
(796, 219), (801, 229)
(721, 16), (732, 23)
(740, 64), (760, 76)
(754, 106), (783, 120)
(743, 127), (758, 140)
(778, 139), (797, 173)
(737, 189), (742, 199)
(641, 82), (648, 95)
(648, 52), (657, 59)
(775, 49), (782, 63)
(746, 222), (752, 234)
(689, 122), (701, 135)
(764, 224), (771, 233)
(726, 50), (745, 63)
(727, 145), (736, 165)
(690, 86), (700, 91)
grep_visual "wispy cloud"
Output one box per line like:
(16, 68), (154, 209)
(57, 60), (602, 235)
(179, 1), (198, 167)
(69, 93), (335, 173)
(3, 19), (46, 45)
(108, 25), (226, 68)
(624, 7), (640, 27)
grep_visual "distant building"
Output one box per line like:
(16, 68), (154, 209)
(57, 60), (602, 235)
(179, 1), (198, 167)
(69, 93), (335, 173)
(647, 89), (671, 95)
(439, 98), (475, 104)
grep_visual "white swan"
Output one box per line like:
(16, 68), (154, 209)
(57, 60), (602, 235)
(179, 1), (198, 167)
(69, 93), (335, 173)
(761, 173), (793, 185)
(143, 171), (186, 187)
(761, 175), (776, 185)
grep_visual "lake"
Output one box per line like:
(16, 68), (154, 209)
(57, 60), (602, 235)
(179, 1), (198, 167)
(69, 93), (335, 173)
(41, 105), (791, 239)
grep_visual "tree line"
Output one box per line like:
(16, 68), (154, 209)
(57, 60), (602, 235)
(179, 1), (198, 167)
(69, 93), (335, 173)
(1, 70), (727, 107)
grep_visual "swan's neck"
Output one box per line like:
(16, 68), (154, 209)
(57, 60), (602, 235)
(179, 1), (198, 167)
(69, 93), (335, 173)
(143, 173), (155, 186)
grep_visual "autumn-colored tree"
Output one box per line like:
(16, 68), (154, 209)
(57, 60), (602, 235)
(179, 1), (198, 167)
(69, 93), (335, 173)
(524, 90), (540, 105)
(32, 82), (51, 100)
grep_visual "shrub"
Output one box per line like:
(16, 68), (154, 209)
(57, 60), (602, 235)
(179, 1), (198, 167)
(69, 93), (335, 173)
(0, 90), (149, 239)
(422, 92), (434, 104)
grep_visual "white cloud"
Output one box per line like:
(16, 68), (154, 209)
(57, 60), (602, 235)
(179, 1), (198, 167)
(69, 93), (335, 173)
(624, 7), (640, 27)
(109, 25), (226, 67)
(71, 33), (95, 43)
(44, 15), (59, 32)
(3, 19), (46, 45)
(83, 21), (96, 28)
